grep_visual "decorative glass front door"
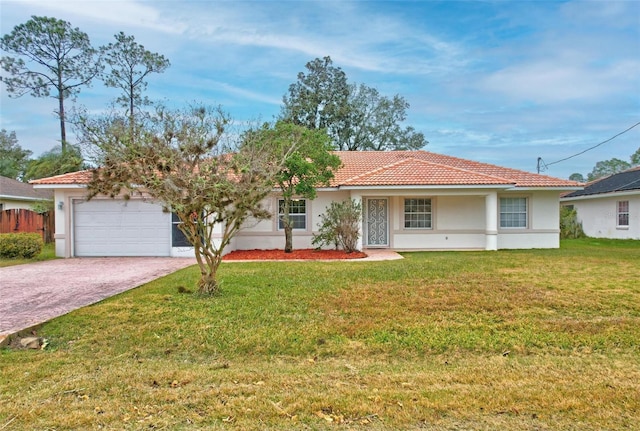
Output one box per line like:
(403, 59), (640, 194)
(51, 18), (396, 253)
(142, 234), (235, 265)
(366, 198), (388, 247)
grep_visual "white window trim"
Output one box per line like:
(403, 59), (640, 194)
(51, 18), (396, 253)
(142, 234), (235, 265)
(277, 198), (307, 231)
(403, 197), (433, 230)
(617, 200), (630, 228)
(499, 196), (529, 229)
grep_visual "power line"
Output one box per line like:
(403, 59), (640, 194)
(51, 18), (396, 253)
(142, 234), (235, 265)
(543, 121), (640, 169)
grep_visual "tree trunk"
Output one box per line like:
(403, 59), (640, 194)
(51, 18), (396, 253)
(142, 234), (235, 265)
(281, 197), (294, 253)
(284, 225), (293, 253)
(197, 272), (220, 295)
(58, 83), (67, 152)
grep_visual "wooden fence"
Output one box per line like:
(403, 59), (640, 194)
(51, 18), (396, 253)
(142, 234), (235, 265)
(0, 209), (54, 243)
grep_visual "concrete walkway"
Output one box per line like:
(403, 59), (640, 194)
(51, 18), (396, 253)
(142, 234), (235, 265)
(0, 250), (402, 345)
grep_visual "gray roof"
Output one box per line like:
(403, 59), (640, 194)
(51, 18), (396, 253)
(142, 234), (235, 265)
(0, 176), (53, 201)
(563, 167), (640, 198)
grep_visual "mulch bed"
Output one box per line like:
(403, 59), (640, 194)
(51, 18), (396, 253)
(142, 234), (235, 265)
(223, 249), (367, 261)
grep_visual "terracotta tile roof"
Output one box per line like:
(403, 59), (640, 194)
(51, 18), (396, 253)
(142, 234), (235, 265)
(338, 157), (513, 186)
(29, 170), (94, 185)
(28, 151), (580, 189)
(332, 151), (579, 188)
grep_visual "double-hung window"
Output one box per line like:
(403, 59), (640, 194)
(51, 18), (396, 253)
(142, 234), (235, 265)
(404, 198), (432, 229)
(278, 199), (307, 229)
(617, 201), (629, 227)
(500, 197), (527, 228)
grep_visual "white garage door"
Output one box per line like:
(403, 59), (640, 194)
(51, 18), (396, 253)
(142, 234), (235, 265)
(73, 199), (171, 257)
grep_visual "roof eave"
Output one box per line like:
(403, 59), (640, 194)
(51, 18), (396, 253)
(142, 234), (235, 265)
(561, 189), (640, 201)
(32, 184), (88, 189)
(511, 186), (584, 192)
(337, 184), (515, 191)
(0, 195), (51, 202)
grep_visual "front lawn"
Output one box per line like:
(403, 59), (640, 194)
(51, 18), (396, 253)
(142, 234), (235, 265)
(1, 239), (638, 430)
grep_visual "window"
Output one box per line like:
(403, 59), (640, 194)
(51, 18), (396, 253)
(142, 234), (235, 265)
(278, 199), (306, 229)
(500, 197), (527, 228)
(404, 198), (432, 229)
(172, 213), (192, 247)
(617, 201), (629, 227)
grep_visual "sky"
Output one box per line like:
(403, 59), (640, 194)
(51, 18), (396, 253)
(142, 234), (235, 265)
(1, 0), (639, 180)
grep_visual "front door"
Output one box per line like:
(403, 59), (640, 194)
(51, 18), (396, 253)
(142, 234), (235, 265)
(366, 198), (388, 247)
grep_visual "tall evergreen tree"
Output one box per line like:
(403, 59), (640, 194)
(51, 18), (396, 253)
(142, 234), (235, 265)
(100, 32), (170, 124)
(1, 16), (100, 151)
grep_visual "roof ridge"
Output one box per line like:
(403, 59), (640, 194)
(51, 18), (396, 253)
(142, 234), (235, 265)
(408, 157), (516, 183)
(340, 156), (516, 186)
(413, 149), (578, 182)
(340, 157), (411, 184)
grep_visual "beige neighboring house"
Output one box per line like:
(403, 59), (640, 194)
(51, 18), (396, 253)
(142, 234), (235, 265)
(561, 166), (640, 239)
(32, 150), (581, 258)
(0, 175), (53, 211)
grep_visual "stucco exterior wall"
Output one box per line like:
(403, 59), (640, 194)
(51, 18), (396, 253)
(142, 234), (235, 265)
(567, 193), (640, 239)
(495, 191), (561, 249)
(388, 194), (486, 250)
(47, 186), (566, 257)
(232, 190), (352, 251)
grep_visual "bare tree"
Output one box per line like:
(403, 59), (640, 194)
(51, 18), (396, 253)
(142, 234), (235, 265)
(77, 105), (295, 295)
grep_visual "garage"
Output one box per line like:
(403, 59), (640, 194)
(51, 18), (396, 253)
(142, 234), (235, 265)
(73, 199), (171, 257)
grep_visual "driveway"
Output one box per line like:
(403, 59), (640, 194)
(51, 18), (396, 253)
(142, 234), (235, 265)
(0, 257), (197, 343)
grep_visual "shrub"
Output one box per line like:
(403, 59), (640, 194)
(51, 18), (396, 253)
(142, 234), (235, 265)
(560, 206), (585, 239)
(312, 199), (362, 253)
(0, 233), (44, 259)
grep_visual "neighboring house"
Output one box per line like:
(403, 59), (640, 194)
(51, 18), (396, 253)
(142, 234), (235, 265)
(560, 166), (640, 239)
(0, 175), (53, 211)
(31, 150), (581, 258)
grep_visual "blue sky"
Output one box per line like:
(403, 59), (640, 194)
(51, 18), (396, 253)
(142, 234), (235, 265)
(1, 0), (638, 179)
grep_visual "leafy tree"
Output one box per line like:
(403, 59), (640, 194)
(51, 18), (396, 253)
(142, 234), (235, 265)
(631, 147), (640, 166)
(282, 56), (349, 132)
(335, 83), (426, 151)
(1, 16), (100, 151)
(587, 158), (631, 182)
(99, 32), (170, 124)
(312, 199), (362, 252)
(23, 145), (84, 181)
(78, 105), (296, 295)
(247, 121), (341, 252)
(282, 56), (426, 151)
(0, 129), (32, 179)
(569, 173), (585, 182)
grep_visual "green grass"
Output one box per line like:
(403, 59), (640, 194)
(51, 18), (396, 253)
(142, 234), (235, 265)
(0, 242), (56, 267)
(1, 239), (639, 430)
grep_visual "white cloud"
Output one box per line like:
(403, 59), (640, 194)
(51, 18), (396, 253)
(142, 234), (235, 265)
(11, 0), (187, 34)
(482, 59), (640, 104)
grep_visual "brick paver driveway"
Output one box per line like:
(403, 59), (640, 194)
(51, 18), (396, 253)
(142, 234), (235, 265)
(0, 257), (196, 342)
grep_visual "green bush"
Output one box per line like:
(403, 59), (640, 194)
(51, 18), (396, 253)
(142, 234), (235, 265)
(560, 206), (585, 239)
(0, 233), (44, 259)
(312, 199), (362, 252)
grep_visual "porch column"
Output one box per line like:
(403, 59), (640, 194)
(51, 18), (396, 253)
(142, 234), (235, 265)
(485, 192), (498, 250)
(351, 193), (364, 251)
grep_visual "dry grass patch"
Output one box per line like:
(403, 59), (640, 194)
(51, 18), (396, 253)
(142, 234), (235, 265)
(1, 238), (638, 430)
